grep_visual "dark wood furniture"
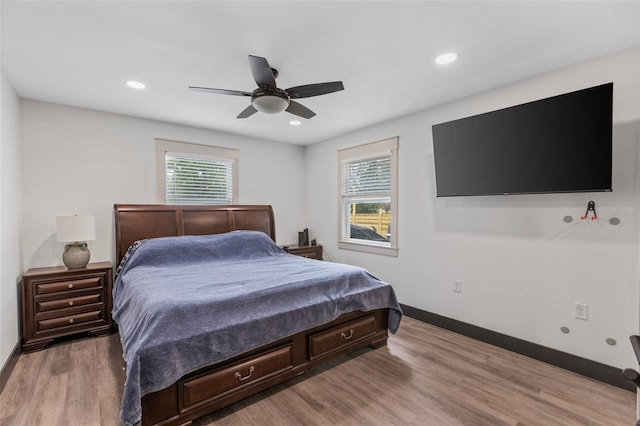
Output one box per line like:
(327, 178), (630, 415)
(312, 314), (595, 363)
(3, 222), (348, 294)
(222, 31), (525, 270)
(114, 204), (389, 426)
(283, 244), (323, 260)
(114, 204), (275, 262)
(21, 262), (114, 353)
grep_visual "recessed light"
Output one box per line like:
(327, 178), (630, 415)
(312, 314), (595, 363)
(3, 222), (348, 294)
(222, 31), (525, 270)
(289, 120), (301, 126)
(435, 52), (457, 65)
(126, 80), (146, 90)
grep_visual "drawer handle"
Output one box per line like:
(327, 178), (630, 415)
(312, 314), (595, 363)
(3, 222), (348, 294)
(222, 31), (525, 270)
(68, 301), (74, 306)
(68, 318), (75, 324)
(67, 284), (74, 289)
(234, 366), (255, 382)
(341, 329), (354, 340)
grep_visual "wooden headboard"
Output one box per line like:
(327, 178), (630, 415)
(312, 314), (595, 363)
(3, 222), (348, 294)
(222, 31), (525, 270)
(114, 204), (276, 267)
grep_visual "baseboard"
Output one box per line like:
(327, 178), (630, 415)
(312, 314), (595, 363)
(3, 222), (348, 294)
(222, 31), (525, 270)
(0, 341), (21, 393)
(400, 303), (635, 392)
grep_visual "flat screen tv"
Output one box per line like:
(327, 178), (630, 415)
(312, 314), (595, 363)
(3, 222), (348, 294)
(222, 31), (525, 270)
(432, 83), (613, 197)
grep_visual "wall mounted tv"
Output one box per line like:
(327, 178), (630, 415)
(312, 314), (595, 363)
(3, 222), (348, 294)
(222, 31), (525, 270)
(432, 83), (613, 197)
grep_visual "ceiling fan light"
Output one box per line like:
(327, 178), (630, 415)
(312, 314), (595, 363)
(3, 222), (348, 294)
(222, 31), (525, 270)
(252, 93), (289, 114)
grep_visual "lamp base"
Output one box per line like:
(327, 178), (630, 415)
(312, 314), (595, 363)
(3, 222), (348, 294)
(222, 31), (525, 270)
(63, 242), (91, 269)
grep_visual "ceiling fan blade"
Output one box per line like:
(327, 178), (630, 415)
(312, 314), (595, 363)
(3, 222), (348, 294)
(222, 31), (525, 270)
(286, 101), (316, 119)
(286, 81), (344, 99)
(189, 86), (252, 97)
(248, 55), (277, 89)
(237, 104), (258, 119)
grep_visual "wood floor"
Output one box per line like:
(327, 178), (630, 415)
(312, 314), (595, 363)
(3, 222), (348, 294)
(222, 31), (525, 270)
(0, 317), (635, 425)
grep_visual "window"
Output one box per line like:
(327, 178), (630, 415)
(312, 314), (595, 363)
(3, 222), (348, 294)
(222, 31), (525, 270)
(156, 139), (239, 204)
(164, 154), (233, 204)
(338, 137), (398, 256)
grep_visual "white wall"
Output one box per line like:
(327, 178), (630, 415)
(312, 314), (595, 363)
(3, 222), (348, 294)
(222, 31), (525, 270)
(11, 47), (640, 373)
(306, 47), (640, 368)
(20, 101), (307, 269)
(0, 68), (23, 369)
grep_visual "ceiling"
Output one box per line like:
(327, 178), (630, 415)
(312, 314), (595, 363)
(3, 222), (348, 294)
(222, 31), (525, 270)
(2, 1), (639, 146)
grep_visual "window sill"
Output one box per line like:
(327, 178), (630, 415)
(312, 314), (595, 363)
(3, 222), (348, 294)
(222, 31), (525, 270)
(337, 240), (398, 257)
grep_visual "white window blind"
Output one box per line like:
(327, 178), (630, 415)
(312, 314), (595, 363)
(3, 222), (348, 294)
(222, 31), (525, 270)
(343, 156), (391, 198)
(165, 153), (233, 204)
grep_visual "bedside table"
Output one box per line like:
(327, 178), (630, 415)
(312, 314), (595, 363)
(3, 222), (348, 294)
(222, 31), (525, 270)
(21, 261), (114, 352)
(283, 244), (323, 260)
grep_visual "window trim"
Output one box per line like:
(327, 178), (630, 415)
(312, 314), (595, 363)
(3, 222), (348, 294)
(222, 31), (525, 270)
(337, 137), (398, 257)
(156, 139), (239, 204)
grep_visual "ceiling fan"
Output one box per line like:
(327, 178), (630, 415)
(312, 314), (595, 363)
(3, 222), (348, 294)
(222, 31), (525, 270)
(189, 55), (344, 119)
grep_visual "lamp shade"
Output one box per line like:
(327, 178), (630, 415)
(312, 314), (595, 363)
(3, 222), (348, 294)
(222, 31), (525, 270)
(56, 215), (96, 243)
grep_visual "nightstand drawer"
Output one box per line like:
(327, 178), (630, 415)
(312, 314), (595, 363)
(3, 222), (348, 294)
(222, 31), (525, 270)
(36, 293), (103, 313)
(37, 310), (104, 331)
(35, 276), (102, 295)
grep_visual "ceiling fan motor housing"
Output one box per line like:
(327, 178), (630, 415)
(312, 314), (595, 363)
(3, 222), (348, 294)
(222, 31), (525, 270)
(252, 88), (290, 114)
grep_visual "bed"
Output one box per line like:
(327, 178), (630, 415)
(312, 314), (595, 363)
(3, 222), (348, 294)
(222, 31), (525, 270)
(113, 204), (402, 426)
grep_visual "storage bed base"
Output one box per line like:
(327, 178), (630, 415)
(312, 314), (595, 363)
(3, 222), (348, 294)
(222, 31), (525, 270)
(113, 205), (393, 425)
(140, 309), (389, 426)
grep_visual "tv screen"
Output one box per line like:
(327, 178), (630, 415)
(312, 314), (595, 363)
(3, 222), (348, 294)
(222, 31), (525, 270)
(432, 83), (613, 197)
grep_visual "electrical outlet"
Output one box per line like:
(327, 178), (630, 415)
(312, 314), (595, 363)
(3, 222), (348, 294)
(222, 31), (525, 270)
(575, 303), (588, 320)
(453, 280), (462, 293)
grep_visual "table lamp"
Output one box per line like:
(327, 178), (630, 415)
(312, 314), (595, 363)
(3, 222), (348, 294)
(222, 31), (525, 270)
(56, 215), (96, 269)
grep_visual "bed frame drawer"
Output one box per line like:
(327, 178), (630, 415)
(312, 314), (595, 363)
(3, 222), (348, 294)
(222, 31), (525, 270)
(309, 314), (376, 360)
(180, 344), (293, 410)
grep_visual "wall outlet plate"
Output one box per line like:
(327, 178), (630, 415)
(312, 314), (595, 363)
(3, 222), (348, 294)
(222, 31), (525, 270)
(453, 280), (462, 293)
(575, 303), (588, 320)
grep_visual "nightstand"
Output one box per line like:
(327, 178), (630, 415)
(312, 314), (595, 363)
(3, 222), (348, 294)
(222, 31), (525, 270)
(283, 244), (323, 260)
(21, 261), (114, 352)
